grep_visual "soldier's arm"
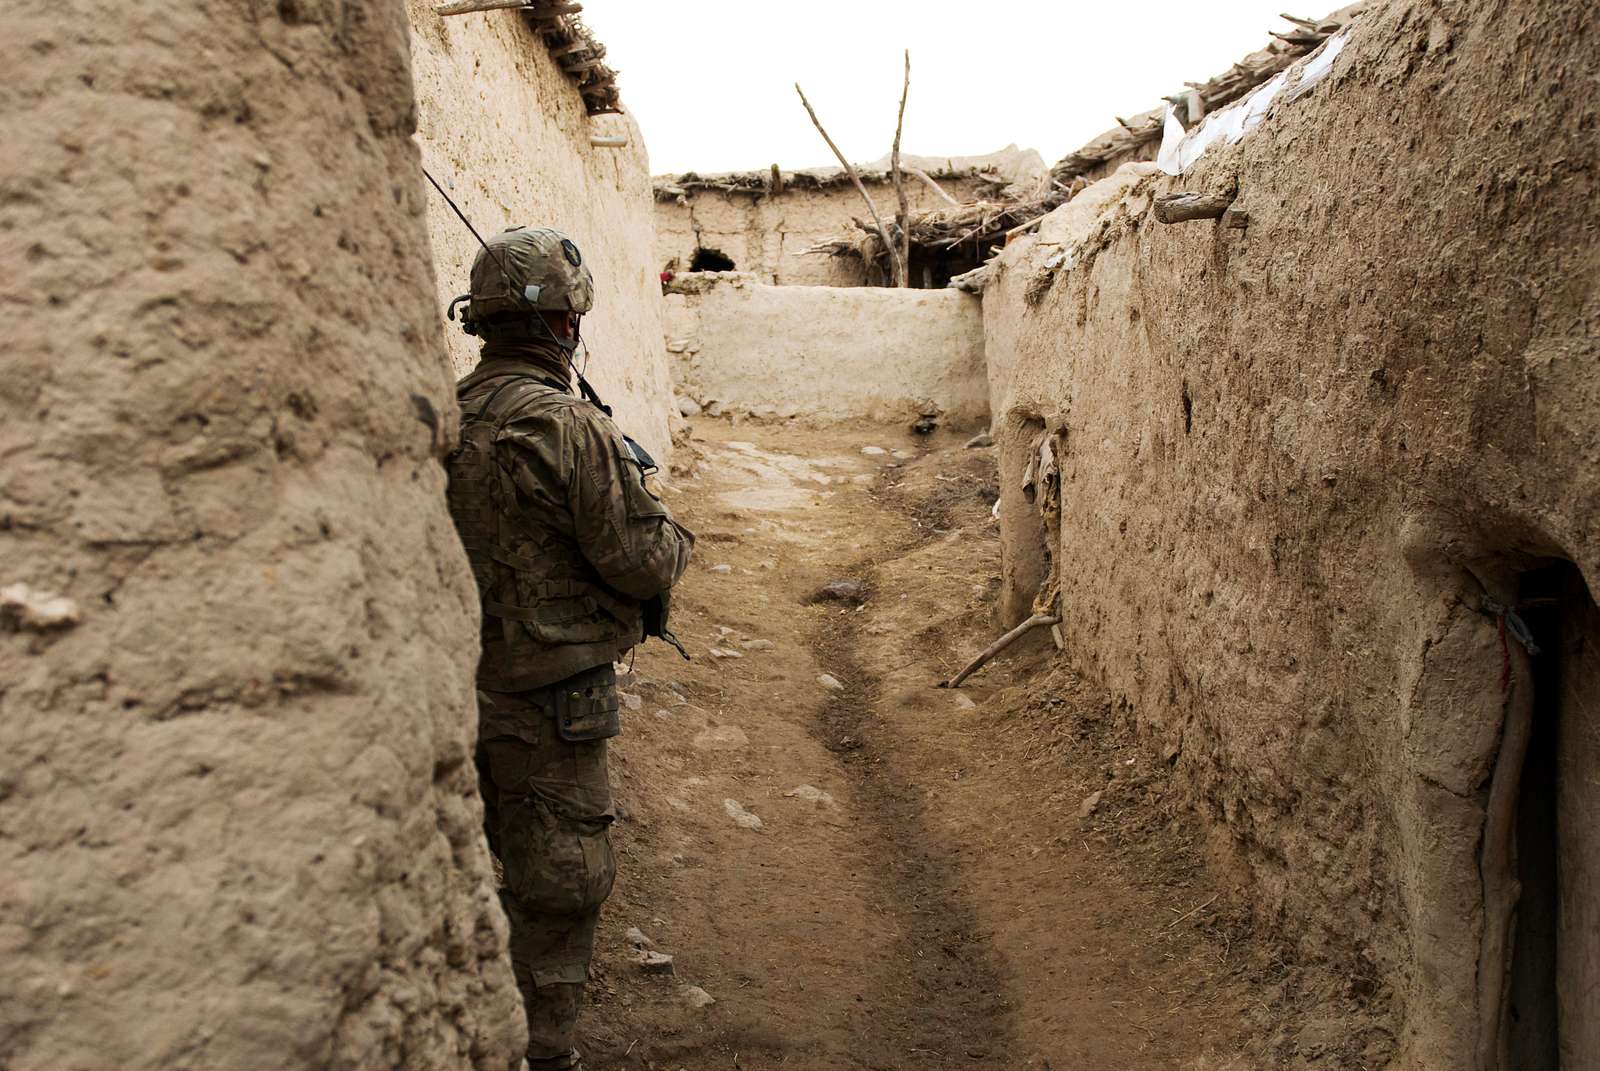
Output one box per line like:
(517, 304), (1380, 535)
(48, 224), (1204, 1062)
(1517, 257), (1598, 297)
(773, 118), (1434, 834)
(563, 411), (694, 600)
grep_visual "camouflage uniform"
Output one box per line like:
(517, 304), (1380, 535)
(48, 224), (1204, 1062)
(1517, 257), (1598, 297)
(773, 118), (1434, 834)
(445, 227), (693, 1070)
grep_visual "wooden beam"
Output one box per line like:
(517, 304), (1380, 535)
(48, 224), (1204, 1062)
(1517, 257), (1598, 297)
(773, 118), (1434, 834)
(1154, 190), (1236, 223)
(435, 0), (527, 15)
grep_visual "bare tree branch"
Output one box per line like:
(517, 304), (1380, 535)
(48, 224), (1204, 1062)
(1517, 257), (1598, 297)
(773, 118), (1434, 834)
(795, 82), (903, 288)
(890, 50), (912, 287)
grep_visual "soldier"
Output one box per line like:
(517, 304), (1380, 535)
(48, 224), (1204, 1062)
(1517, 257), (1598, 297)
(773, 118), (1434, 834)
(445, 226), (694, 1071)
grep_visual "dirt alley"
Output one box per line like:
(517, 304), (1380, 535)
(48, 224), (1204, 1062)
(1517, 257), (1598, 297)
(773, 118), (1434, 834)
(579, 421), (1391, 1070)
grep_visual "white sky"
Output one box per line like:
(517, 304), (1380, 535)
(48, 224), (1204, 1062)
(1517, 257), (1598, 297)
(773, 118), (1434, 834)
(581, 1), (1305, 176)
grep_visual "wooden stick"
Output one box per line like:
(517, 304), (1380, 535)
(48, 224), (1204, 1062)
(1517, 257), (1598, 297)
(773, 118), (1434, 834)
(1004, 215), (1045, 239)
(890, 50), (912, 288)
(795, 83), (903, 288)
(1154, 190), (1236, 224)
(1165, 893), (1219, 930)
(907, 167), (960, 206)
(435, 0), (527, 14)
(1475, 636), (1535, 1070)
(938, 613), (1060, 688)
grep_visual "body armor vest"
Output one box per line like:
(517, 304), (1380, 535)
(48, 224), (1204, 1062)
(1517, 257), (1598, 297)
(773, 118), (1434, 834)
(448, 370), (642, 692)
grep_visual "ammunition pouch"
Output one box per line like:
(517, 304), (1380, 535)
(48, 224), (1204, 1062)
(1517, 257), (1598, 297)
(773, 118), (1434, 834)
(548, 663), (621, 742)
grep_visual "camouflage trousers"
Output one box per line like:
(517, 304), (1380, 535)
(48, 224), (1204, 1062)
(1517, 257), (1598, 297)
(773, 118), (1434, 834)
(477, 690), (617, 1068)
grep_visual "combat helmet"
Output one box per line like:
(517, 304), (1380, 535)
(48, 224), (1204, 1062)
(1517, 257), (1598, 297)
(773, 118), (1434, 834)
(450, 225), (595, 339)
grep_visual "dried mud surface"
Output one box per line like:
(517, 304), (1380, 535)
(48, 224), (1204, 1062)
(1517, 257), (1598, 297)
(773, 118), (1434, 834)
(580, 422), (1393, 1069)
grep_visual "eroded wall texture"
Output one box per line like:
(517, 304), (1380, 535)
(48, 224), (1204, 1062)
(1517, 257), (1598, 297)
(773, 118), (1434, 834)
(407, 2), (676, 459)
(665, 274), (988, 425)
(1, 2), (523, 1068)
(983, 0), (1597, 1063)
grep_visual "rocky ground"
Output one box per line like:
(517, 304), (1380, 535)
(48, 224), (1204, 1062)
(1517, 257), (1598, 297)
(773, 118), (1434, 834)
(577, 420), (1392, 1070)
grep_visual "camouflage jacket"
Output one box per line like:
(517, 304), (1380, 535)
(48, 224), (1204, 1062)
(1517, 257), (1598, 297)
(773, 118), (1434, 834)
(447, 340), (694, 691)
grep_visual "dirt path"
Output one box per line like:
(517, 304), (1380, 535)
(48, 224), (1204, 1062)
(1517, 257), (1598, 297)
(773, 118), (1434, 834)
(580, 422), (1380, 1070)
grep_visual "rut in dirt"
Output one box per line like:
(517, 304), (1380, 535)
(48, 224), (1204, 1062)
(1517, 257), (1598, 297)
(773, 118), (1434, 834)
(808, 553), (1015, 1070)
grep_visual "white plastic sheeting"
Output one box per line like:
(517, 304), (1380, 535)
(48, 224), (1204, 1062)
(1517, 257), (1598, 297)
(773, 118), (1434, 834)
(1157, 32), (1350, 176)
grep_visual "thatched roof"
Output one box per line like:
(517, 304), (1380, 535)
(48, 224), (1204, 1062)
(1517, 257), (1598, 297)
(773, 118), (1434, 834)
(435, 0), (622, 115)
(1049, 4), (1363, 184)
(804, 6), (1364, 282)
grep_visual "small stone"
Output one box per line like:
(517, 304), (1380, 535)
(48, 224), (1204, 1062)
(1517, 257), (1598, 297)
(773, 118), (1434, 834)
(811, 578), (868, 604)
(708, 563), (733, 575)
(954, 694), (977, 711)
(1078, 790), (1103, 818)
(816, 673), (844, 692)
(723, 799), (763, 829)
(625, 927), (655, 948)
(633, 949), (675, 975)
(891, 449), (916, 461)
(666, 339), (690, 353)
(860, 445), (887, 456)
(784, 784), (835, 806)
(708, 647), (743, 659)
(620, 692), (644, 712)
(682, 985), (716, 1008)
(693, 725), (749, 750)
(677, 397), (703, 417)
(965, 432), (994, 449)
(740, 638), (775, 651)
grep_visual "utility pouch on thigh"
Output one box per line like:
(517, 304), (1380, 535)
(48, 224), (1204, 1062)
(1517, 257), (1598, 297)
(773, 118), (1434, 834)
(549, 663), (621, 742)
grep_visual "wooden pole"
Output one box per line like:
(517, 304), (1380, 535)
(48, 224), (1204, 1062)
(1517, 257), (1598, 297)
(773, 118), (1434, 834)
(890, 50), (912, 288)
(795, 83), (903, 288)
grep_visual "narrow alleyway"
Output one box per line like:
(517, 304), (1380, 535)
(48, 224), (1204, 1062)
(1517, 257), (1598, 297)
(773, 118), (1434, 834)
(578, 422), (1388, 1070)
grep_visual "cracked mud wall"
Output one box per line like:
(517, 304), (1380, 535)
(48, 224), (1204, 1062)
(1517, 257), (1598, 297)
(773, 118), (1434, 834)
(407, 2), (676, 459)
(1, 2), (523, 1068)
(982, 0), (1598, 1063)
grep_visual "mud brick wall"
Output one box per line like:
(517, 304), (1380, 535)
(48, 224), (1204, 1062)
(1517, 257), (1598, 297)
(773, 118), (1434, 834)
(407, 1), (677, 460)
(664, 274), (989, 426)
(981, 0), (1599, 1062)
(0, 2), (523, 1067)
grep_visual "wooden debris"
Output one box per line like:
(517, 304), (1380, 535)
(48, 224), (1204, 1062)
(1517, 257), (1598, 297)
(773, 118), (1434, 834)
(938, 613), (1060, 689)
(795, 83), (904, 289)
(514, 1), (618, 116)
(1154, 190), (1237, 223)
(435, 0), (528, 14)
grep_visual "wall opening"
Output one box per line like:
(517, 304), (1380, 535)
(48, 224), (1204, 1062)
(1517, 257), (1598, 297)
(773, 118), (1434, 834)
(1503, 559), (1599, 1067)
(905, 242), (985, 289)
(690, 246), (736, 272)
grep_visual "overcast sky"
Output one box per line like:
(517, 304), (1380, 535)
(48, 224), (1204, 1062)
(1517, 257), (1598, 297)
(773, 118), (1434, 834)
(581, 1), (1306, 176)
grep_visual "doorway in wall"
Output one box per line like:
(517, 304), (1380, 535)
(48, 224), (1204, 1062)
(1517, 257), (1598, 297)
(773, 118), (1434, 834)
(1504, 560), (1598, 1068)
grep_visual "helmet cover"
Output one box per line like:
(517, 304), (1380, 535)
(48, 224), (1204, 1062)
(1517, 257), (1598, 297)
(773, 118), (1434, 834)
(467, 225), (595, 323)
